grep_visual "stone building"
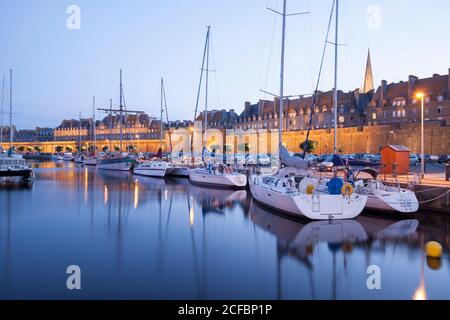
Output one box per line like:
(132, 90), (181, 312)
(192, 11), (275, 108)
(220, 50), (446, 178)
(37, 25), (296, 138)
(54, 113), (164, 142)
(195, 109), (239, 129)
(366, 70), (450, 126)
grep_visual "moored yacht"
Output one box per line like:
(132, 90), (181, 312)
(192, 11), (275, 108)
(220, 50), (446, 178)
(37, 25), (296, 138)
(250, 167), (367, 220)
(63, 152), (74, 161)
(97, 70), (143, 172)
(134, 160), (174, 177)
(353, 169), (419, 213)
(248, 0), (367, 220)
(189, 165), (247, 189)
(0, 154), (33, 182)
(84, 156), (98, 166)
(97, 153), (133, 171)
(0, 70), (34, 184)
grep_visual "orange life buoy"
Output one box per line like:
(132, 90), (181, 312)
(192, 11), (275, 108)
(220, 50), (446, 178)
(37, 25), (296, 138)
(341, 183), (354, 196)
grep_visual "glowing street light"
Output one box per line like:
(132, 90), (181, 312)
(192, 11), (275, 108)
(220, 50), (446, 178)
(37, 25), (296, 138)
(415, 92), (425, 179)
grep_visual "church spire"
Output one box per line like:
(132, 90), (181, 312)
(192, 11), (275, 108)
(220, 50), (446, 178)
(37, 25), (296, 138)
(363, 48), (374, 93)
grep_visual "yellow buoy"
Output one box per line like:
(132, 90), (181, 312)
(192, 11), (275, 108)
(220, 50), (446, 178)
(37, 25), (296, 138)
(427, 256), (442, 270)
(426, 241), (443, 259)
(306, 184), (315, 195)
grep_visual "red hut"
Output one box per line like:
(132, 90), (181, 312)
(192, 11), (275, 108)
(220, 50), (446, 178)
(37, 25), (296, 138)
(381, 145), (410, 175)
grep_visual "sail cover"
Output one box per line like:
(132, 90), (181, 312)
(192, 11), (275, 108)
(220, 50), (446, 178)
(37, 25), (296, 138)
(279, 145), (309, 170)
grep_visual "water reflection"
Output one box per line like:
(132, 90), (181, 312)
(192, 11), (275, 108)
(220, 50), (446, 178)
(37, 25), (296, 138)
(0, 163), (448, 299)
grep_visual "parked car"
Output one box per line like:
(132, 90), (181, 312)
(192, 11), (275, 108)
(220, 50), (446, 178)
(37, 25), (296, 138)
(409, 154), (419, 167)
(246, 154), (271, 166)
(429, 155), (439, 164)
(318, 156), (346, 172)
(438, 155), (450, 164)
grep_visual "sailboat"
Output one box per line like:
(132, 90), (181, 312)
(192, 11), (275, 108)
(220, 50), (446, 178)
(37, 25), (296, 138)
(74, 112), (86, 164)
(248, 0), (367, 220)
(97, 70), (140, 171)
(188, 26), (247, 189)
(352, 169), (419, 213)
(0, 70), (33, 183)
(134, 78), (182, 178)
(84, 96), (98, 166)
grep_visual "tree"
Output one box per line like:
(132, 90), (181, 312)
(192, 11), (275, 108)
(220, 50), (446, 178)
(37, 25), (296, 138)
(299, 140), (318, 154)
(338, 146), (344, 154)
(114, 145), (120, 152)
(238, 143), (250, 153)
(55, 146), (64, 153)
(17, 146), (25, 152)
(26, 146), (33, 152)
(102, 146), (109, 153)
(34, 146), (42, 152)
(210, 145), (222, 154)
(65, 146), (73, 152)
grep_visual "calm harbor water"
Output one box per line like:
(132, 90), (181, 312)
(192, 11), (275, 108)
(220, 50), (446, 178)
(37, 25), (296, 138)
(0, 162), (449, 300)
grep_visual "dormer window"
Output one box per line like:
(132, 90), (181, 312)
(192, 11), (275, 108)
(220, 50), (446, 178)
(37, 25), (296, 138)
(392, 97), (406, 107)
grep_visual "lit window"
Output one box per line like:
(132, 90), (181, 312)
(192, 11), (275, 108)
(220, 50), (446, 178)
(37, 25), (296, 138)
(401, 109), (406, 117)
(339, 116), (345, 123)
(372, 112), (377, 120)
(392, 110), (396, 118)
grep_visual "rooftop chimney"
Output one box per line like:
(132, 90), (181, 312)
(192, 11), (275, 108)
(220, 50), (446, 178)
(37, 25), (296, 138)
(380, 80), (387, 107)
(408, 75), (419, 101)
(448, 68), (450, 93)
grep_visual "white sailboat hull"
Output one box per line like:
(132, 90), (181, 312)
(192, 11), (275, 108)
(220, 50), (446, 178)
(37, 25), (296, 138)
(134, 167), (167, 177)
(365, 191), (419, 213)
(167, 166), (190, 177)
(84, 158), (97, 166)
(249, 177), (367, 220)
(97, 159), (131, 171)
(189, 169), (247, 189)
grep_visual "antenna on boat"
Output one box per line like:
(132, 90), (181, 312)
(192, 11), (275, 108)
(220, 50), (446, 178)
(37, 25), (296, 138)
(191, 26), (211, 165)
(0, 74), (4, 151)
(161, 78), (173, 157)
(160, 78), (164, 155)
(93, 95), (96, 154)
(302, 0), (335, 159)
(267, 0), (309, 166)
(119, 69), (123, 152)
(79, 111), (82, 153)
(97, 71), (145, 154)
(333, 0), (339, 155)
(9, 69), (13, 153)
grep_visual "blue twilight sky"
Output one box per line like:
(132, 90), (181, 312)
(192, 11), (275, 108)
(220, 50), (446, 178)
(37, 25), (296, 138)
(0, 0), (449, 129)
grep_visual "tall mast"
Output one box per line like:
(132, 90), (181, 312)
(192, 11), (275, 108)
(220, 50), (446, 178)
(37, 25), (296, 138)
(191, 26), (211, 165)
(93, 95), (96, 154)
(204, 26), (211, 134)
(278, 0), (287, 158)
(109, 98), (113, 152)
(119, 70), (123, 152)
(333, 0), (339, 154)
(79, 112), (82, 153)
(9, 69), (13, 152)
(1, 75), (4, 149)
(160, 78), (164, 153)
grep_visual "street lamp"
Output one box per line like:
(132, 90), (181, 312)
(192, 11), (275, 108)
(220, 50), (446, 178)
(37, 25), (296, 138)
(416, 92), (425, 179)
